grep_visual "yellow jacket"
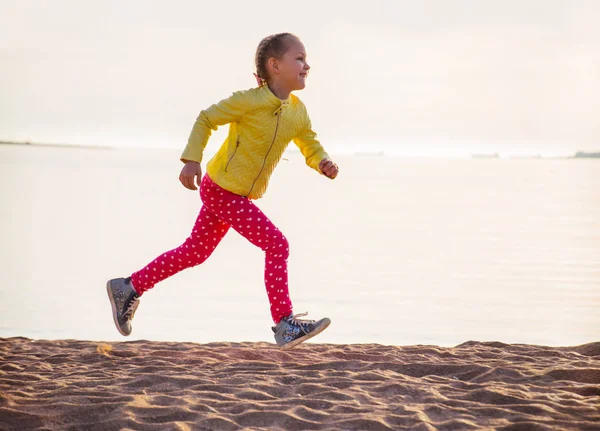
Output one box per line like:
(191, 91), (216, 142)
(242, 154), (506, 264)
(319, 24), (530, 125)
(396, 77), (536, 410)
(181, 85), (328, 199)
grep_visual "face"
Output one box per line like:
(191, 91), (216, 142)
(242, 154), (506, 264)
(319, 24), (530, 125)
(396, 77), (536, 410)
(269, 39), (310, 91)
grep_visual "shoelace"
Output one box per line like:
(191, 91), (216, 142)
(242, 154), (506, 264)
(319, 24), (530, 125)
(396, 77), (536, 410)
(123, 296), (140, 321)
(286, 312), (316, 333)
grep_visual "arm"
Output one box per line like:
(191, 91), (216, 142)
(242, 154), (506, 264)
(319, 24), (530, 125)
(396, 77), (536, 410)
(293, 117), (329, 173)
(180, 90), (250, 164)
(293, 118), (339, 179)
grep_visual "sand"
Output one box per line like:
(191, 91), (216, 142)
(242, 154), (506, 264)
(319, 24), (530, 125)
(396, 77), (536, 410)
(1, 338), (599, 430)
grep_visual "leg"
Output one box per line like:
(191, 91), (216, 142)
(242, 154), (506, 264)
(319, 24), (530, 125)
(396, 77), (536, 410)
(201, 176), (292, 323)
(130, 203), (230, 294)
(108, 177), (229, 336)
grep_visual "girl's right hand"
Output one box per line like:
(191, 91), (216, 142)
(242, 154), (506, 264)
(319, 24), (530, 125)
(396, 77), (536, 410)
(179, 161), (202, 190)
(319, 158), (339, 179)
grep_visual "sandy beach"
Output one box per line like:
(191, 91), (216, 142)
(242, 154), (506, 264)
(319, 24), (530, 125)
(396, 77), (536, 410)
(1, 337), (599, 430)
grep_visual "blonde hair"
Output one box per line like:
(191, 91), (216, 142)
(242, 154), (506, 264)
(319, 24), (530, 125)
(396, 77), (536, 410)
(254, 33), (299, 87)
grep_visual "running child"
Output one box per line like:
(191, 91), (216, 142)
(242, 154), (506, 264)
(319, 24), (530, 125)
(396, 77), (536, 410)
(106, 33), (339, 350)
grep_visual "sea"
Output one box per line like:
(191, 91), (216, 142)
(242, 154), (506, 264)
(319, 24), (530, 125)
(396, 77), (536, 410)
(1, 144), (598, 347)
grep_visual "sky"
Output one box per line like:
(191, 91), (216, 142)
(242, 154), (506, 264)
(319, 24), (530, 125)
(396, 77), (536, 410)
(1, 0), (599, 156)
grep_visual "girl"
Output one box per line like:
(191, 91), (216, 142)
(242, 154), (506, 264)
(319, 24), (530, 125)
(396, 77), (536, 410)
(106, 33), (339, 350)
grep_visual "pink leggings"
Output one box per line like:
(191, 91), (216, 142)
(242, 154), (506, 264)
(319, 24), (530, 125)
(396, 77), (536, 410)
(130, 175), (292, 323)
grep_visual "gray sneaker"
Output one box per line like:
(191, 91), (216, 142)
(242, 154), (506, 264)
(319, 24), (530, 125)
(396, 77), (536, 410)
(106, 277), (140, 336)
(272, 312), (331, 350)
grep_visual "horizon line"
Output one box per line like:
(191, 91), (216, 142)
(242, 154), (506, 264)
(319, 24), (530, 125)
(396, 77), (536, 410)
(1, 140), (598, 160)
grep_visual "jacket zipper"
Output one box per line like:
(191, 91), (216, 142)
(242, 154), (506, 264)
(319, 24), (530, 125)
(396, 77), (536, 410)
(224, 137), (240, 173)
(246, 112), (280, 197)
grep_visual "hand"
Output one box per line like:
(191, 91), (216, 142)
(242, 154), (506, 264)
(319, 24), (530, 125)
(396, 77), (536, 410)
(179, 161), (202, 190)
(319, 158), (339, 179)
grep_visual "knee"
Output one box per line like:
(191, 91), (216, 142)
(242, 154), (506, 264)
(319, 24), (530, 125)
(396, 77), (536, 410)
(180, 237), (211, 266)
(267, 230), (289, 260)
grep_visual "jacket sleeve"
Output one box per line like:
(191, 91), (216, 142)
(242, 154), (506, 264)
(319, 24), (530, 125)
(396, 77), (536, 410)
(181, 91), (249, 163)
(293, 116), (329, 174)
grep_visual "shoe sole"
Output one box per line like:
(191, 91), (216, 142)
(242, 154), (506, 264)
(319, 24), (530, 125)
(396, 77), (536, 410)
(279, 318), (331, 351)
(106, 281), (130, 337)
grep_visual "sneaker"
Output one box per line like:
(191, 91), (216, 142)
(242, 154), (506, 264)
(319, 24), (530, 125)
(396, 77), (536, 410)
(272, 312), (331, 350)
(106, 277), (140, 336)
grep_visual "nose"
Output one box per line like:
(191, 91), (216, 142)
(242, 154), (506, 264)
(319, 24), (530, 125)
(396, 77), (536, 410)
(305, 62), (310, 70)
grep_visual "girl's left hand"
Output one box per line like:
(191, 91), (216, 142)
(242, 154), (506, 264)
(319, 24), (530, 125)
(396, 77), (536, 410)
(319, 158), (339, 179)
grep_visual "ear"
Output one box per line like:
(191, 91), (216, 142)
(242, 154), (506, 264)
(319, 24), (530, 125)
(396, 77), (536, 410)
(267, 57), (280, 75)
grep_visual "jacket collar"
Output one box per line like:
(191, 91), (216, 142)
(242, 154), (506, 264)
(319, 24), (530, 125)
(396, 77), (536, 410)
(262, 85), (291, 113)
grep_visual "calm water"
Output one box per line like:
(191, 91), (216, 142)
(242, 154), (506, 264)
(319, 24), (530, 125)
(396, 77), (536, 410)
(1, 145), (599, 346)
